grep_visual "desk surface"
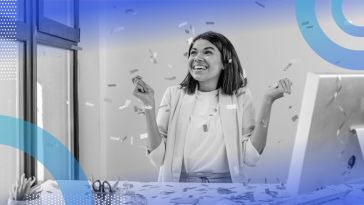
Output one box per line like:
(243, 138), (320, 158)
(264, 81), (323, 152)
(33, 180), (364, 205)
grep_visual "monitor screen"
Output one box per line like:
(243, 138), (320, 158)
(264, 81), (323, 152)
(287, 73), (364, 195)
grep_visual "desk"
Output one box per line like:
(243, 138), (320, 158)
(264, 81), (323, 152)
(34, 181), (364, 205)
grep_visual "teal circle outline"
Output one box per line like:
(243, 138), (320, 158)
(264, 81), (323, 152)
(0, 115), (94, 205)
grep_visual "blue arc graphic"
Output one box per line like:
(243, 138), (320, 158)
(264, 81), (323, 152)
(332, 0), (364, 37)
(0, 115), (94, 205)
(296, 0), (364, 70)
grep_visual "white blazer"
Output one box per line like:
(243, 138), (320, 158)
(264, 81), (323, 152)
(147, 85), (260, 182)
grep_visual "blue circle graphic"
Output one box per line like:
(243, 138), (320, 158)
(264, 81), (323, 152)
(296, 0), (364, 70)
(0, 115), (94, 205)
(332, 0), (364, 37)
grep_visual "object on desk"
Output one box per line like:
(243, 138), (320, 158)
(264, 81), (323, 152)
(170, 197), (199, 205)
(9, 173), (43, 202)
(92, 180), (113, 193)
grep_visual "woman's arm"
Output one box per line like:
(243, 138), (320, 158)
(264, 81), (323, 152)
(132, 79), (163, 152)
(250, 78), (292, 154)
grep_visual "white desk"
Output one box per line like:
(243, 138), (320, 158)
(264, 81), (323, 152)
(32, 180), (364, 205)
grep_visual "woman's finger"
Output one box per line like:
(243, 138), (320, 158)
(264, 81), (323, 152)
(280, 79), (290, 94)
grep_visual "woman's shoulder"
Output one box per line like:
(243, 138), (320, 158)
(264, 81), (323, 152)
(236, 86), (252, 98)
(165, 85), (184, 94)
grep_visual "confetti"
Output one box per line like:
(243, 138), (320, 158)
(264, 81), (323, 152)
(203, 124), (208, 132)
(288, 106), (292, 109)
(130, 137), (134, 145)
(143, 105), (153, 110)
(184, 29), (190, 34)
(125, 8), (137, 15)
(104, 98), (112, 103)
(301, 21), (310, 26)
(206, 21), (215, 25)
(336, 120), (346, 137)
(306, 25), (314, 29)
(255, 1), (265, 8)
(118, 99), (131, 110)
(291, 114), (299, 122)
(110, 136), (120, 141)
(226, 104), (237, 110)
(183, 52), (189, 57)
(85, 102), (95, 107)
(283, 62), (293, 71)
(111, 26), (124, 33)
(129, 68), (139, 74)
(149, 49), (158, 64)
(178, 21), (188, 28)
(190, 24), (195, 35)
(121, 136), (128, 143)
(347, 155), (356, 169)
(140, 133), (148, 139)
(187, 37), (193, 45)
(107, 84), (117, 87)
(217, 187), (235, 194)
(167, 64), (173, 69)
(164, 76), (176, 81)
(158, 104), (168, 109)
(265, 177), (267, 184)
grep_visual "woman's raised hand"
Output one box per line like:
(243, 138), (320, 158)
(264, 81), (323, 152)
(264, 78), (292, 103)
(132, 76), (155, 107)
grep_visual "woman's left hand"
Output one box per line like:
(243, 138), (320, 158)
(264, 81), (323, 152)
(264, 78), (292, 103)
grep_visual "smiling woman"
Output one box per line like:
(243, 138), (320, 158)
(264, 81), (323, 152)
(132, 31), (292, 183)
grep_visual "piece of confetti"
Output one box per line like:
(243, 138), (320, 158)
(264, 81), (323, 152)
(184, 29), (190, 34)
(118, 99), (131, 110)
(121, 136), (128, 143)
(190, 24), (195, 35)
(183, 51), (189, 57)
(143, 105), (153, 110)
(283, 62), (293, 71)
(206, 21), (215, 25)
(255, 1), (265, 8)
(149, 49), (158, 64)
(226, 104), (237, 110)
(130, 137), (134, 145)
(104, 98), (112, 103)
(107, 84), (117, 87)
(301, 21), (310, 26)
(158, 104), (169, 109)
(203, 124), (208, 132)
(85, 102), (95, 107)
(291, 115), (299, 122)
(111, 26), (124, 33)
(288, 106), (292, 109)
(125, 8), (137, 15)
(129, 68), (139, 74)
(336, 120), (346, 137)
(178, 21), (188, 28)
(110, 136), (120, 141)
(164, 76), (176, 81)
(187, 37), (194, 45)
(140, 133), (148, 139)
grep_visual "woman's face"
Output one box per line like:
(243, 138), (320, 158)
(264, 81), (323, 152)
(188, 39), (224, 86)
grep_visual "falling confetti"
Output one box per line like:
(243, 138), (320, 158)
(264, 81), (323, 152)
(203, 124), (208, 132)
(143, 105), (153, 110)
(149, 49), (158, 64)
(283, 58), (302, 71)
(107, 84), (117, 87)
(184, 29), (190, 34)
(183, 52), (189, 57)
(206, 21), (215, 25)
(129, 68), (139, 74)
(187, 37), (193, 45)
(291, 115), (299, 122)
(130, 137), (134, 145)
(111, 26), (124, 33)
(283, 63), (293, 71)
(255, 1), (265, 8)
(85, 102), (95, 107)
(121, 136), (128, 143)
(110, 136), (120, 141)
(125, 8), (137, 15)
(288, 106), (292, 109)
(336, 121), (346, 137)
(226, 104), (237, 110)
(104, 98), (112, 103)
(178, 21), (188, 28)
(301, 21), (310, 26)
(190, 24), (195, 35)
(164, 76), (176, 81)
(118, 99), (131, 110)
(140, 133), (148, 139)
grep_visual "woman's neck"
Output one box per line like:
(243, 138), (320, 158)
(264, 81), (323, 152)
(198, 81), (218, 92)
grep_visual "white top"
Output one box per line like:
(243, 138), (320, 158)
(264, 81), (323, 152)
(183, 89), (229, 173)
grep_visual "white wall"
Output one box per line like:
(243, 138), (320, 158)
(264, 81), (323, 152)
(78, 0), (364, 183)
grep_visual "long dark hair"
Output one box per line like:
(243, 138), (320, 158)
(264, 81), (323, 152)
(180, 31), (247, 95)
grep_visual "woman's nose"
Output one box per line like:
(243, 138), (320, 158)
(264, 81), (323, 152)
(193, 53), (204, 62)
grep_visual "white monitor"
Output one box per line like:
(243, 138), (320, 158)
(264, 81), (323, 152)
(287, 73), (364, 195)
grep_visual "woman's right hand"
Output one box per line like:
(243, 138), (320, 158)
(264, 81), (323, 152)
(132, 77), (155, 107)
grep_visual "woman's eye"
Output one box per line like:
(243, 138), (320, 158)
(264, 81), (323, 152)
(190, 51), (197, 55)
(205, 51), (212, 55)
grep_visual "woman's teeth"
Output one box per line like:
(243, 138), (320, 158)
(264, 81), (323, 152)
(193, 66), (207, 70)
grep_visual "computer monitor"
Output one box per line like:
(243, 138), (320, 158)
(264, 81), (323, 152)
(287, 73), (364, 195)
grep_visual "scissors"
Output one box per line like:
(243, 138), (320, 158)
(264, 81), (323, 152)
(92, 180), (112, 193)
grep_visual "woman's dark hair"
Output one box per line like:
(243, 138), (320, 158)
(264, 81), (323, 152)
(180, 31), (247, 95)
